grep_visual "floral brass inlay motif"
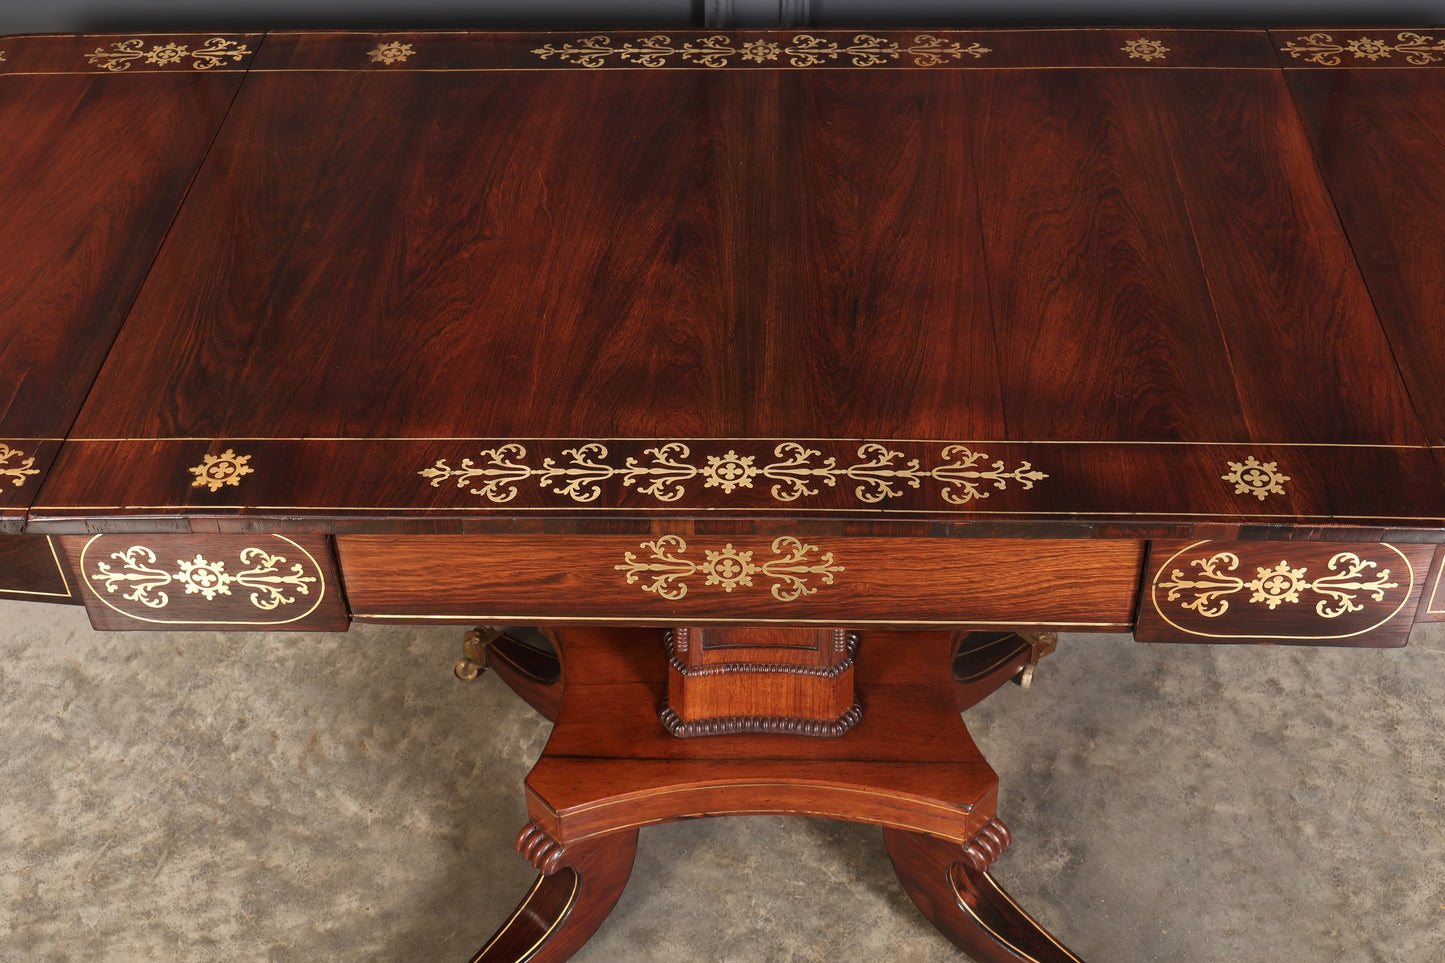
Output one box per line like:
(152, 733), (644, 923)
(1121, 39), (1170, 62)
(189, 449), (254, 492)
(368, 42), (415, 65)
(1282, 32), (1445, 66)
(85, 38), (252, 71)
(91, 545), (317, 611)
(1222, 456), (1289, 501)
(421, 441), (1045, 507)
(0, 444), (39, 487)
(616, 535), (843, 602)
(1158, 550), (1398, 619)
(531, 33), (991, 69)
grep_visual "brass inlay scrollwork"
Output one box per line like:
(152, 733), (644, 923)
(421, 441), (1045, 507)
(91, 545), (317, 611)
(1121, 39), (1169, 62)
(368, 42), (414, 65)
(189, 449), (254, 492)
(0, 444), (39, 487)
(85, 37), (252, 71)
(1282, 32), (1445, 66)
(616, 535), (843, 602)
(531, 33), (991, 69)
(1222, 456), (1289, 501)
(1158, 550), (1399, 619)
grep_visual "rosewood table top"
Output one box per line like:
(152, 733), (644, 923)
(4, 25), (1445, 962)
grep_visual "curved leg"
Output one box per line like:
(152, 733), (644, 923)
(456, 627), (565, 722)
(469, 823), (639, 963)
(884, 821), (1086, 963)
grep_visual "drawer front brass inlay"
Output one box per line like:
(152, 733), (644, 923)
(1157, 548), (1401, 620)
(616, 535), (843, 602)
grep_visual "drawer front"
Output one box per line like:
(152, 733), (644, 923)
(61, 534), (347, 631)
(1136, 539), (1435, 646)
(336, 534), (1144, 628)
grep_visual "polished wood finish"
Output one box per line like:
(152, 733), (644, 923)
(468, 824), (638, 963)
(9, 26), (1445, 962)
(886, 824), (1085, 963)
(0, 534), (80, 604)
(0, 35), (252, 530)
(461, 629), (565, 722)
(950, 631), (1057, 711)
(1135, 540), (1434, 646)
(522, 629), (997, 845)
(335, 534), (1144, 628)
(481, 626), (1089, 957)
(662, 626), (858, 736)
(58, 533), (347, 631)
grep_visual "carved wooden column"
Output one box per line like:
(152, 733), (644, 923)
(660, 626), (862, 736)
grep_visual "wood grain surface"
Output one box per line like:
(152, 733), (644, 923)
(17, 28), (1439, 537)
(0, 42), (249, 527)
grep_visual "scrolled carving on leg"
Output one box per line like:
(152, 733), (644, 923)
(885, 820), (1087, 963)
(962, 817), (1012, 873)
(469, 822), (638, 963)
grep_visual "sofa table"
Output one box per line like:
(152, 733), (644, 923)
(4, 26), (1445, 961)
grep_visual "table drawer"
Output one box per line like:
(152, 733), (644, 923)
(60, 534), (347, 631)
(1136, 539), (1435, 646)
(336, 534), (1144, 629)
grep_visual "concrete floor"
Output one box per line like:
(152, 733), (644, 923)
(1, 599), (1442, 962)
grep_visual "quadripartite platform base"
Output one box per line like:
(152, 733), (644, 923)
(464, 627), (1083, 963)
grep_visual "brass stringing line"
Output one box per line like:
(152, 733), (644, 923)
(419, 441), (1046, 506)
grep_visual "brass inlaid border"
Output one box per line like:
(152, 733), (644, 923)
(1149, 540), (1416, 641)
(469, 872), (578, 963)
(79, 534), (327, 626)
(422, 441), (1045, 507)
(0, 536), (74, 599)
(531, 33), (993, 69)
(958, 872), (1088, 963)
(84, 37), (253, 71)
(1280, 31), (1445, 66)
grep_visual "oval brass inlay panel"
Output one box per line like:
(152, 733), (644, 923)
(81, 534), (326, 626)
(1150, 540), (1415, 641)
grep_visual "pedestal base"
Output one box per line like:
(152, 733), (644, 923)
(468, 628), (1083, 962)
